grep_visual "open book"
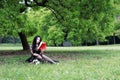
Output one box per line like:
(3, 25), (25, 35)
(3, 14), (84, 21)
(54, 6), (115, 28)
(38, 42), (46, 51)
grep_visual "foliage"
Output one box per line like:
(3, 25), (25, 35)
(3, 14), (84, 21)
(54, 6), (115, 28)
(0, 0), (119, 46)
(0, 0), (37, 37)
(35, 0), (116, 45)
(67, 28), (82, 46)
(0, 0), (22, 36)
(26, 0), (116, 46)
(114, 0), (120, 39)
(114, 22), (120, 38)
(47, 26), (64, 46)
(79, 0), (115, 44)
(26, 8), (65, 46)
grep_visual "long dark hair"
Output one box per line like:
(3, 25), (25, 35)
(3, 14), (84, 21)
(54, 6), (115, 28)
(32, 35), (42, 51)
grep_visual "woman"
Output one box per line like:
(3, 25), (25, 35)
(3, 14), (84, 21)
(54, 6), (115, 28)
(31, 35), (57, 64)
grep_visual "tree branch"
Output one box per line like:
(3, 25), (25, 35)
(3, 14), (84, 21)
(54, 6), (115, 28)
(24, 0), (35, 7)
(24, 0), (67, 27)
(45, 6), (65, 27)
(24, 0), (48, 7)
(46, 5), (69, 27)
(34, 0), (48, 6)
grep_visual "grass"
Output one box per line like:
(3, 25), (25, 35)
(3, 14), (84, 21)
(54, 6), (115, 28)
(0, 44), (120, 80)
(0, 43), (22, 50)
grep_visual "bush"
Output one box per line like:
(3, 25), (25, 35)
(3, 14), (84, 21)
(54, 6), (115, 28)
(0, 36), (21, 43)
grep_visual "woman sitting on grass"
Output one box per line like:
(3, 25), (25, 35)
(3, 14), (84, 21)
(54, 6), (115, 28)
(26, 35), (57, 64)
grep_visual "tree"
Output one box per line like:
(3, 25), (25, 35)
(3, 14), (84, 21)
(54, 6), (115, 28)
(112, 0), (120, 44)
(47, 26), (64, 46)
(0, 0), (117, 49)
(0, 0), (31, 50)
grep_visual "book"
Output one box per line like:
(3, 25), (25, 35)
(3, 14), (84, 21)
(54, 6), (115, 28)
(38, 42), (46, 51)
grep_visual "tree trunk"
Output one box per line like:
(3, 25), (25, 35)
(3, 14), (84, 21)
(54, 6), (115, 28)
(13, 37), (16, 44)
(54, 39), (56, 46)
(96, 39), (99, 45)
(113, 33), (116, 44)
(18, 32), (29, 50)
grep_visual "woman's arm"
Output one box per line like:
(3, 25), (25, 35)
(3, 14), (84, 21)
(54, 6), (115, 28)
(37, 42), (43, 50)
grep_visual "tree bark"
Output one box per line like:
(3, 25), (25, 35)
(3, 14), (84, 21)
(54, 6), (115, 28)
(113, 33), (116, 44)
(96, 39), (99, 45)
(18, 32), (29, 50)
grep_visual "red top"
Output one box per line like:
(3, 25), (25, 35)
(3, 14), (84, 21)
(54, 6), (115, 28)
(38, 42), (46, 51)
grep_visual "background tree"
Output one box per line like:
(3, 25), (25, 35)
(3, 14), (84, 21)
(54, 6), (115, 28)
(113, 0), (120, 44)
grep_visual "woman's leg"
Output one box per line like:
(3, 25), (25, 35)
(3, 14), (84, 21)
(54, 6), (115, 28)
(33, 53), (42, 60)
(42, 54), (56, 64)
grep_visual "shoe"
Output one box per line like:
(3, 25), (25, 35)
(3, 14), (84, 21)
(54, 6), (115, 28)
(53, 60), (59, 63)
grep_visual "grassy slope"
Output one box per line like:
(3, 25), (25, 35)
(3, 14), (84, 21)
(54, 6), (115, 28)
(0, 44), (120, 80)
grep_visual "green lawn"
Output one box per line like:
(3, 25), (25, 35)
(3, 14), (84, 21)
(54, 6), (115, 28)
(0, 43), (23, 50)
(0, 44), (120, 80)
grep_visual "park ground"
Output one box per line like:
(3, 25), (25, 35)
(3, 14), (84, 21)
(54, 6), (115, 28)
(0, 44), (120, 80)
